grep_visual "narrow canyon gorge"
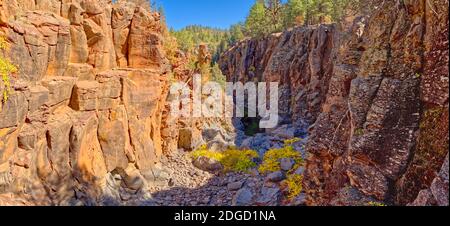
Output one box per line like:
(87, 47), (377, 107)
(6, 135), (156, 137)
(0, 0), (448, 206)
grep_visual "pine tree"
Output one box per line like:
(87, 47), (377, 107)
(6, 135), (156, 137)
(229, 23), (245, 44)
(283, 0), (307, 28)
(282, 0), (359, 27)
(313, 0), (334, 24)
(262, 0), (284, 33)
(245, 1), (269, 37)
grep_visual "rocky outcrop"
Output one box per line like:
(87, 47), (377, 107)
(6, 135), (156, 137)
(409, 154), (449, 206)
(304, 0), (448, 206)
(219, 25), (335, 124)
(0, 0), (171, 205)
(220, 0), (449, 206)
(397, 107), (449, 205)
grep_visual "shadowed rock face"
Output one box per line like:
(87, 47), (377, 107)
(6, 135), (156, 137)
(305, 0), (448, 206)
(0, 0), (171, 205)
(220, 0), (448, 206)
(219, 25), (336, 125)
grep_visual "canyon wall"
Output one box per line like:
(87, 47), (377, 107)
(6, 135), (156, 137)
(0, 0), (171, 205)
(219, 24), (336, 125)
(220, 0), (449, 206)
(0, 0), (448, 206)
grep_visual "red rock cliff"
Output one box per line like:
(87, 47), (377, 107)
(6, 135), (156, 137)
(219, 25), (336, 125)
(219, 0), (449, 206)
(0, 0), (171, 205)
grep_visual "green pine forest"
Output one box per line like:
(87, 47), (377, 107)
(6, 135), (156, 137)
(159, 0), (362, 83)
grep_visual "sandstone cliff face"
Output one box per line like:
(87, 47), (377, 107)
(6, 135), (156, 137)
(220, 0), (448, 206)
(0, 0), (171, 205)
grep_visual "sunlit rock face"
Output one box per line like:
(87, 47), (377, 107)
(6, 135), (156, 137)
(0, 0), (171, 205)
(220, 0), (449, 206)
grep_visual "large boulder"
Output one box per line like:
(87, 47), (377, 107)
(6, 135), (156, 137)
(256, 186), (282, 206)
(178, 128), (203, 151)
(41, 77), (76, 107)
(232, 187), (255, 206)
(70, 81), (99, 111)
(27, 85), (49, 114)
(192, 156), (223, 172)
(0, 91), (28, 129)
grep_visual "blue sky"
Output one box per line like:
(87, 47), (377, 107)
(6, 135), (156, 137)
(154, 0), (255, 30)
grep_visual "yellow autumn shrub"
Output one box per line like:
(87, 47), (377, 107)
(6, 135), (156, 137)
(258, 138), (303, 174)
(0, 36), (18, 103)
(283, 174), (303, 199)
(367, 202), (387, 207)
(191, 146), (259, 173)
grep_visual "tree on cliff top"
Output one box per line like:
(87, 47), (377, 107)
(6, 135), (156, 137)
(263, 0), (285, 33)
(245, 0), (286, 38)
(244, 0), (361, 38)
(283, 0), (308, 28)
(245, 1), (271, 38)
(229, 23), (245, 44)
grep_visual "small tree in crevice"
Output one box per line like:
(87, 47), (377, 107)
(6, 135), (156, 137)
(0, 36), (18, 106)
